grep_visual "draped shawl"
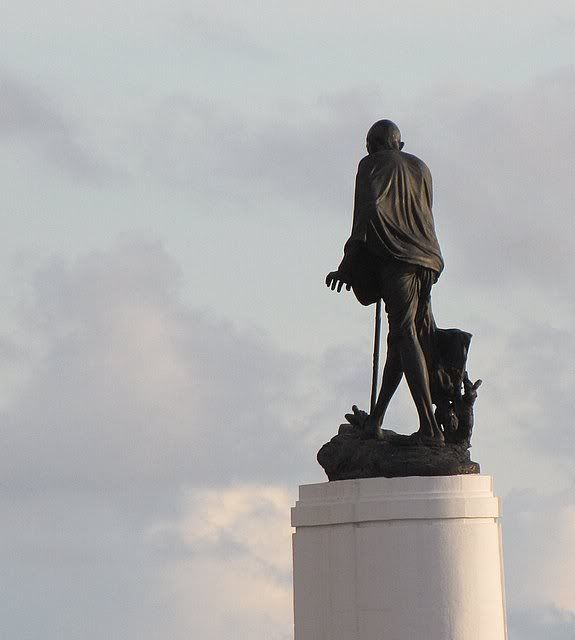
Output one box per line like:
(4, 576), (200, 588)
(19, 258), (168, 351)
(339, 149), (444, 305)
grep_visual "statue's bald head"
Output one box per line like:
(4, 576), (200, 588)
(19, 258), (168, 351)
(366, 119), (404, 153)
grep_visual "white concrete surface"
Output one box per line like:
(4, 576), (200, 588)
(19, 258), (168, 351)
(291, 475), (507, 640)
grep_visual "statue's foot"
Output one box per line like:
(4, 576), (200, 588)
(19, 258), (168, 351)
(363, 417), (386, 440)
(389, 431), (445, 448)
(344, 406), (397, 441)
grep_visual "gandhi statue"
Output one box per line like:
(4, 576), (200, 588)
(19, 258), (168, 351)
(326, 120), (445, 446)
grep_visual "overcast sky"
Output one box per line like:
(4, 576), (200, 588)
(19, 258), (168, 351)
(1, 2), (575, 638)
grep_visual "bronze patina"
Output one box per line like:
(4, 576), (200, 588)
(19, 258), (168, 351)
(321, 120), (481, 478)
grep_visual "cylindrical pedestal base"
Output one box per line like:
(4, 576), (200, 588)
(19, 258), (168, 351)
(291, 475), (507, 640)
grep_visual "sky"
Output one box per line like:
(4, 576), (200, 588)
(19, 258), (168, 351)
(1, 1), (574, 638)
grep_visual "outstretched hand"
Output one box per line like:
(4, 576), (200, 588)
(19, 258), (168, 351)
(325, 270), (351, 293)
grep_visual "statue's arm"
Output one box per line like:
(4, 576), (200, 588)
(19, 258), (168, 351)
(325, 162), (369, 293)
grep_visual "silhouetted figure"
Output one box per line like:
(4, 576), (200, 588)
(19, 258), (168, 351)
(326, 120), (445, 445)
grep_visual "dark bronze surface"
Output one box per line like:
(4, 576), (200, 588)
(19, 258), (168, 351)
(323, 120), (481, 477)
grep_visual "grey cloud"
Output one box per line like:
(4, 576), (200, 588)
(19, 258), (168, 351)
(506, 324), (575, 455)
(2, 237), (314, 497)
(135, 70), (575, 297)
(0, 336), (29, 361)
(0, 490), (184, 640)
(0, 73), (66, 135)
(173, 10), (276, 60)
(0, 72), (123, 184)
(402, 69), (575, 291)
(133, 86), (380, 210)
(504, 488), (575, 637)
(509, 607), (575, 640)
(474, 321), (575, 463)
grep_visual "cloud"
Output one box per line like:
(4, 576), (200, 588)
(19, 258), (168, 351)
(508, 607), (575, 640)
(151, 484), (293, 573)
(409, 68), (575, 292)
(503, 486), (575, 639)
(0, 71), (122, 184)
(172, 10), (276, 60)
(131, 85), (380, 210)
(504, 488), (575, 614)
(0, 238), (309, 638)
(1, 236), (319, 496)
(149, 484), (294, 639)
(131, 68), (575, 301)
(464, 319), (575, 484)
(0, 488), (182, 640)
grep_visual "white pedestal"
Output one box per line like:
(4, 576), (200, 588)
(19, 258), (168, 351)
(291, 475), (507, 640)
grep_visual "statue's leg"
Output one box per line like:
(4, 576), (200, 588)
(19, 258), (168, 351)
(381, 264), (443, 443)
(370, 333), (402, 427)
(398, 323), (443, 441)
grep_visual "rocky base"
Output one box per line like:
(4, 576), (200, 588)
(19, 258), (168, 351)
(317, 425), (480, 481)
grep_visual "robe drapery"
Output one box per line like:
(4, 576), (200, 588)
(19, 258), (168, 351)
(335, 149), (473, 440)
(338, 149), (444, 306)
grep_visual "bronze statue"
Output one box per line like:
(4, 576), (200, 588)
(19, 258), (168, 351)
(325, 120), (480, 454)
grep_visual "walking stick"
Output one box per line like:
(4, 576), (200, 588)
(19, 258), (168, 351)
(370, 299), (382, 413)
